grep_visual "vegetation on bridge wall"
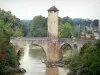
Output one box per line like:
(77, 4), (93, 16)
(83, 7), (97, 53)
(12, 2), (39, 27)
(62, 40), (100, 75)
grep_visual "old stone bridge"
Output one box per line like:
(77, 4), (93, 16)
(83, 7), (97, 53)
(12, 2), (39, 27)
(10, 37), (95, 57)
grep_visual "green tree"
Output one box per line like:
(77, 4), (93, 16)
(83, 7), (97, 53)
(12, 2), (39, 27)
(0, 8), (25, 37)
(21, 20), (30, 36)
(29, 15), (47, 37)
(93, 19), (99, 27)
(0, 8), (19, 74)
(59, 22), (72, 38)
(61, 16), (72, 24)
(63, 41), (100, 75)
(13, 26), (24, 37)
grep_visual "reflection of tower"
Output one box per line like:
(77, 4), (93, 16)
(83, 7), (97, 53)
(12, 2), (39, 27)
(45, 67), (59, 75)
(47, 6), (59, 39)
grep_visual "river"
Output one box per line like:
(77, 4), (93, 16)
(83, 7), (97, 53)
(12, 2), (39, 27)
(16, 44), (69, 75)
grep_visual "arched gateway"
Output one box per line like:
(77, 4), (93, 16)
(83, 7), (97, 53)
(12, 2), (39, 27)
(10, 6), (96, 62)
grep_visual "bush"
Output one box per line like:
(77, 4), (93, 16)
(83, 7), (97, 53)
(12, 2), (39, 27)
(0, 37), (18, 74)
(63, 40), (100, 75)
(3, 43), (18, 67)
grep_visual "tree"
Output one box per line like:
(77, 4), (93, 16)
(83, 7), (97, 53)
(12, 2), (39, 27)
(59, 17), (62, 25)
(72, 18), (85, 26)
(29, 15), (47, 37)
(61, 16), (72, 24)
(21, 20), (30, 36)
(0, 15), (18, 75)
(0, 8), (25, 37)
(0, 8), (23, 74)
(13, 26), (24, 37)
(63, 41), (100, 75)
(93, 19), (99, 27)
(59, 22), (72, 38)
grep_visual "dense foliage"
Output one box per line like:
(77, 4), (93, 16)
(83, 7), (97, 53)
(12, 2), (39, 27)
(0, 8), (31, 37)
(59, 22), (72, 38)
(28, 15), (99, 37)
(0, 8), (20, 75)
(29, 15), (47, 37)
(62, 40), (100, 75)
(0, 24), (18, 75)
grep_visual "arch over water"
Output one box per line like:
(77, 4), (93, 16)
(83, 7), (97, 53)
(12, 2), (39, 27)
(29, 43), (47, 60)
(59, 43), (72, 59)
(60, 43), (72, 51)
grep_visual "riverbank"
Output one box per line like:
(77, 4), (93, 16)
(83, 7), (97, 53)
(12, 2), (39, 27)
(3, 66), (26, 75)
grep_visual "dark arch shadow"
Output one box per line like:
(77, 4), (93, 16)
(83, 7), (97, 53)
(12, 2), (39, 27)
(59, 43), (72, 59)
(73, 43), (78, 50)
(30, 44), (44, 50)
(60, 43), (72, 51)
(29, 44), (47, 60)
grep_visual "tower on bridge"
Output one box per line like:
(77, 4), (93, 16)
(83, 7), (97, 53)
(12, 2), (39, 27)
(47, 6), (59, 39)
(47, 6), (60, 62)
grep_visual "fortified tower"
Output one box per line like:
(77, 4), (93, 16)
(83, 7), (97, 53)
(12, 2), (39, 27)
(47, 6), (59, 39)
(47, 6), (60, 62)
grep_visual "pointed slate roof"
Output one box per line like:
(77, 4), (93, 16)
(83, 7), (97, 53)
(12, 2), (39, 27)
(47, 6), (59, 12)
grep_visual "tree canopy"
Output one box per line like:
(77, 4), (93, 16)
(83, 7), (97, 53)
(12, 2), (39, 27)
(29, 15), (47, 37)
(0, 8), (19, 74)
(59, 22), (72, 38)
(62, 41), (100, 75)
(0, 8), (24, 37)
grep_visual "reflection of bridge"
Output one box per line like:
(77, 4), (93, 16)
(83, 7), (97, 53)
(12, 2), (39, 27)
(10, 37), (95, 56)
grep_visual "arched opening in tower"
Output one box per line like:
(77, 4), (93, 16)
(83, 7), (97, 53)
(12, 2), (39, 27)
(59, 43), (72, 60)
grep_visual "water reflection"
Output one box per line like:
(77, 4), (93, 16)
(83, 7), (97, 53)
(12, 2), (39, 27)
(16, 45), (67, 75)
(45, 68), (59, 75)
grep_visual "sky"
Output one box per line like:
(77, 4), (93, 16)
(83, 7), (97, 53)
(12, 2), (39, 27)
(0, 0), (100, 20)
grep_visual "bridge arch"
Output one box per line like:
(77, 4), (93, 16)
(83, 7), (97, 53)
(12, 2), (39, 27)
(60, 43), (72, 51)
(29, 43), (47, 60)
(29, 42), (48, 58)
(59, 43), (72, 59)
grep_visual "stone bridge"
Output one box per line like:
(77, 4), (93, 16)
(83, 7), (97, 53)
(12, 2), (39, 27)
(10, 37), (96, 57)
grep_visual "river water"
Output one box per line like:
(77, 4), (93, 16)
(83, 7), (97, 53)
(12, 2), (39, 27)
(17, 44), (69, 75)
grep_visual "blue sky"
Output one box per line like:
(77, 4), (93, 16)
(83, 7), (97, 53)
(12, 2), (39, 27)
(0, 0), (100, 20)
